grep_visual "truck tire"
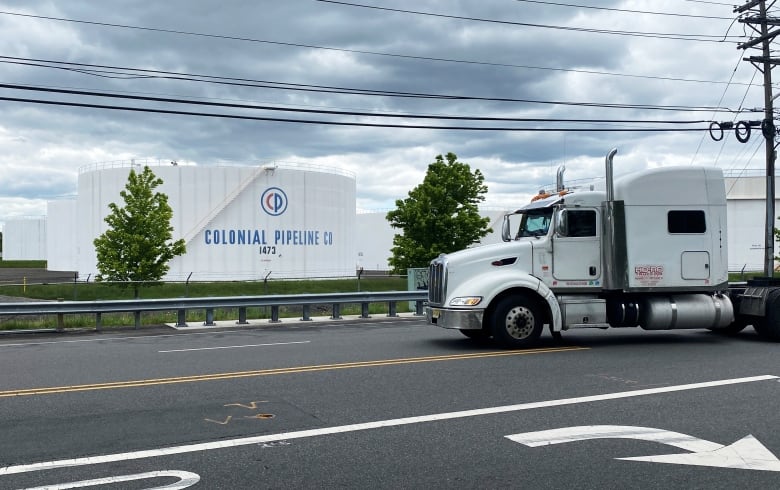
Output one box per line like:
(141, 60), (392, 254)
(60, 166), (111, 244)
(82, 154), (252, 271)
(754, 289), (780, 341)
(490, 294), (544, 348)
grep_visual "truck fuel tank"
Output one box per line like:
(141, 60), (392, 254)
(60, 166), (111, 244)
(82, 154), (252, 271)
(638, 294), (734, 330)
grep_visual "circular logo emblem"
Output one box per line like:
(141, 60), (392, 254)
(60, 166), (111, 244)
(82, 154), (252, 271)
(261, 187), (288, 216)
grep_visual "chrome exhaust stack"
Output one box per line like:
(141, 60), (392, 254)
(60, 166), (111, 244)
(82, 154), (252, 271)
(602, 148), (628, 291)
(606, 148), (617, 201)
(556, 165), (566, 193)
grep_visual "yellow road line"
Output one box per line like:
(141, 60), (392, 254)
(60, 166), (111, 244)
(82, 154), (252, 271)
(0, 346), (588, 398)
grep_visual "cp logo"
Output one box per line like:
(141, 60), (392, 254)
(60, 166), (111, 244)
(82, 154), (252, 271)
(261, 187), (288, 216)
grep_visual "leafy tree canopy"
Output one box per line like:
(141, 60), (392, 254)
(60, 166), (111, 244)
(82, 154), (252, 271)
(386, 152), (491, 273)
(93, 166), (185, 296)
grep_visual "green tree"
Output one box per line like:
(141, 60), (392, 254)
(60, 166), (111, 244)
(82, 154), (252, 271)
(386, 152), (491, 273)
(93, 166), (185, 297)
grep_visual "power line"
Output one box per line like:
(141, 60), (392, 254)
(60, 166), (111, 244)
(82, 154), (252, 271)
(512, 0), (733, 20)
(316, 0), (740, 42)
(0, 14), (757, 86)
(0, 83), (715, 123)
(0, 7), (757, 124)
(682, 0), (736, 5)
(690, 56), (746, 165)
(714, 68), (759, 166)
(0, 96), (713, 132)
(4, 54), (763, 91)
(0, 57), (746, 114)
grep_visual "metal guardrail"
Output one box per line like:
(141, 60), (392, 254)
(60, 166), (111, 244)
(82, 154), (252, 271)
(0, 291), (429, 332)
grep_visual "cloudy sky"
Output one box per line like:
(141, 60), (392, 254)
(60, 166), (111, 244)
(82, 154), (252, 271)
(0, 0), (770, 227)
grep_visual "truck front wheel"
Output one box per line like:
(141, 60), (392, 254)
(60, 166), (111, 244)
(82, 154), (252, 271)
(490, 295), (544, 348)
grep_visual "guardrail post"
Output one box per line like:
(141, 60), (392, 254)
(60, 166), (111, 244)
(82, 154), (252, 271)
(177, 309), (187, 328)
(270, 305), (280, 323)
(204, 308), (215, 326)
(56, 298), (64, 332)
(95, 312), (102, 332)
(415, 300), (424, 316)
(387, 301), (397, 317)
(301, 304), (312, 321)
(331, 303), (342, 320)
(361, 302), (370, 319)
(134, 311), (141, 329)
(237, 307), (248, 325)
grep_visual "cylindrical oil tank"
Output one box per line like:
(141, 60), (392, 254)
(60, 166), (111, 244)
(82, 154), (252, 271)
(639, 294), (734, 330)
(72, 160), (356, 281)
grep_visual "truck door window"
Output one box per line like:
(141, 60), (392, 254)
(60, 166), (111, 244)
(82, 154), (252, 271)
(566, 209), (597, 237)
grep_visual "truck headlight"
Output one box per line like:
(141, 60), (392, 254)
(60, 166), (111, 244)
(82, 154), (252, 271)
(450, 296), (482, 306)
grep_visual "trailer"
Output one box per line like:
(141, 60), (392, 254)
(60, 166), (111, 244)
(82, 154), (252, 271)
(426, 149), (780, 347)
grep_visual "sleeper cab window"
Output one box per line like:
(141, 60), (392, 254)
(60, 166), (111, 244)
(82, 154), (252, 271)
(667, 210), (706, 234)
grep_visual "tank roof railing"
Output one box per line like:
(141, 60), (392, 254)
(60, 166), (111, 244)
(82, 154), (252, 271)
(78, 159), (355, 178)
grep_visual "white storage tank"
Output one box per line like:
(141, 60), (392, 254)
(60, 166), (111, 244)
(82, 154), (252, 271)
(3, 217), (47, 260)
(65, 160), (356, 281)
(46, 200), (77, 271)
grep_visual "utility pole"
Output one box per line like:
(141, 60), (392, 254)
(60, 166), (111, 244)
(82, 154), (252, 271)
(737, 0), (778, 277)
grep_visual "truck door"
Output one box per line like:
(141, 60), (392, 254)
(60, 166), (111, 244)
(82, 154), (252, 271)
(552, 208), (601, 282)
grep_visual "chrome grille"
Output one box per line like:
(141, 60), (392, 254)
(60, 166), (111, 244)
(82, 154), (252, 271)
(428, 260), (446, 305)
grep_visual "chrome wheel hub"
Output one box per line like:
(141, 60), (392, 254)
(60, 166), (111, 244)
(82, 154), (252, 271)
(504, 306), (534, 339)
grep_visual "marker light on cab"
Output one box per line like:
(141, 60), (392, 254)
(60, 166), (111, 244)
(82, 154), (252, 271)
(449, 296), (483, 307)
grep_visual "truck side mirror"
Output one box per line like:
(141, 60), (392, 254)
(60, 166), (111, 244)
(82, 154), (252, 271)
(555, 209), (568, 237)
(501, 214), (512, 242)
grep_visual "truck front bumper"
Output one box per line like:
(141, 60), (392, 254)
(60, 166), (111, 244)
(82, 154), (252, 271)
(425, 306), (484, 330)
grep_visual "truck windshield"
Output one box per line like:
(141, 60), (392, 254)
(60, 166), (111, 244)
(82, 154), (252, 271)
(516, 209), (553, 238)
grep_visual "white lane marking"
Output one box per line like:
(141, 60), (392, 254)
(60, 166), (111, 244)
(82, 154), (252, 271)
(158, 340), (311, 353)
(0, 374), (775, 476)
(507, 426), (780, 472)
(0, 330), (254, 348)
(20, 470), (200, 489)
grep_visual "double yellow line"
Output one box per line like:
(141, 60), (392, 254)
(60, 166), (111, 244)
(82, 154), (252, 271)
(0, 346), (587, 398)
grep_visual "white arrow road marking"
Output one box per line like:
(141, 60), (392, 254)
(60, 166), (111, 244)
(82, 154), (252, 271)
(507, 426), (723, 452)
(507, 425), (780, 472)
(620, 435), (780, 472)
(20, 470), (200, 489)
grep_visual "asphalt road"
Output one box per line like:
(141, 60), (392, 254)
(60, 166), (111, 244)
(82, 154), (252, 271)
(0, 319), (778, 489)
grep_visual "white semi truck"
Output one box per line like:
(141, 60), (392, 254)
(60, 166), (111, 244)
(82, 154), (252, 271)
(425, 149), (780, 347)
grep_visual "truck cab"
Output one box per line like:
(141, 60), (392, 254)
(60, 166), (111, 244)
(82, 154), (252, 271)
(505, 190), (604, 291)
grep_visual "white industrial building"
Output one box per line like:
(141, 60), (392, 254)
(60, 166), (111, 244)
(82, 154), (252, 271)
(355, 211), (396, 271)
(723, 172), (777, 272)
(2, 165), (778, 276)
